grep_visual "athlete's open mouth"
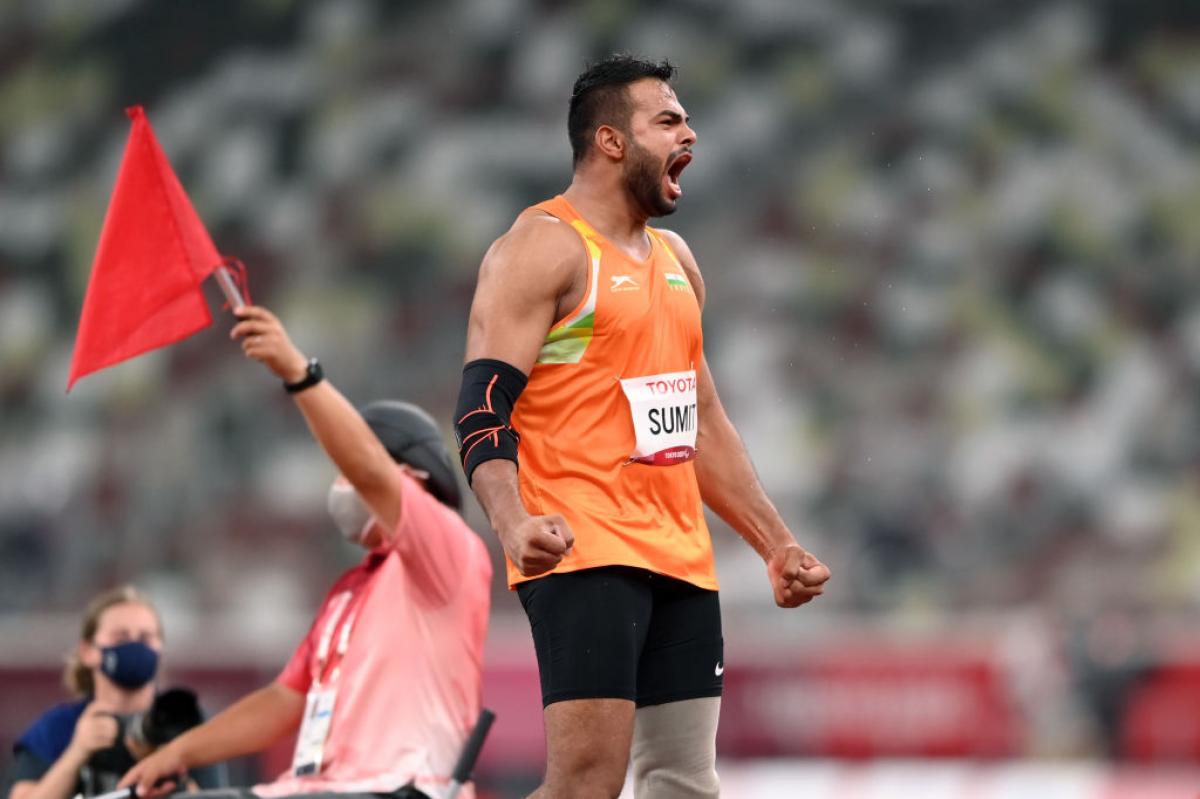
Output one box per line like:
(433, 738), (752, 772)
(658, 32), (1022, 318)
(665, 151), (692, 200)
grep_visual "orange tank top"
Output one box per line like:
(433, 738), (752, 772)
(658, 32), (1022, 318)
(509, 195), (717, 590)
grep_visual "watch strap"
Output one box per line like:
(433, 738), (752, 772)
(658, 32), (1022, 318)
(284, 357), (324, 394)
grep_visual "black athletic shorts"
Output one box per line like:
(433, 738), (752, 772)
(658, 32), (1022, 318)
(516, 565), (724, 707)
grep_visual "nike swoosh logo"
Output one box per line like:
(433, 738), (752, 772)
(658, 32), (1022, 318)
(714, 662), (724, 676)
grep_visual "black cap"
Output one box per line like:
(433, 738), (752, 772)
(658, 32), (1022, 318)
(359, 400), (463, 511)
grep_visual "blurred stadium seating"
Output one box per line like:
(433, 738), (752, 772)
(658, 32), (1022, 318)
(2, 0), (1199, 795)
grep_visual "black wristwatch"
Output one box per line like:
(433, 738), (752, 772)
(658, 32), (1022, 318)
(284, 357), (324, 394)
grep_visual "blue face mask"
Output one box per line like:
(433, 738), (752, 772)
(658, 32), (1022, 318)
(99, 641), (159, 690)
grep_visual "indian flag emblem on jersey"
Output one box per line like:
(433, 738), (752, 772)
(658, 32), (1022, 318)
(665, 273), (689, 291)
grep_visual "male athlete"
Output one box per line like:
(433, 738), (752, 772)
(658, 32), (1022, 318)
(455, 55), (831, 799)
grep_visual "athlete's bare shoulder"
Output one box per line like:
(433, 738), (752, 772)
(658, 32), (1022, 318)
(482, 209), (586, 290)
(654, 227), (707, 308)
(467, 209), (590, 368)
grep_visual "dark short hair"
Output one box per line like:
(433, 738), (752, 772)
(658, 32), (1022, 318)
(568, 54), (677, 167)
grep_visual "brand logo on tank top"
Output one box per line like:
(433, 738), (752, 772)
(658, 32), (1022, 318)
(610, 275), (639, 292)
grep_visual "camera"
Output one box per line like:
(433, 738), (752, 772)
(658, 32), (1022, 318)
(122, 687), (204, 750)
(80, 688), (204, 797)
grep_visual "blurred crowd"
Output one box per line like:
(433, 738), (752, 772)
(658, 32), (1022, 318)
(0, 0), (1197, 661)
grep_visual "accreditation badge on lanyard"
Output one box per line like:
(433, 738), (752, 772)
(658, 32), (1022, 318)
(291, 589), (360, 777)
(619, 369), (699, 466)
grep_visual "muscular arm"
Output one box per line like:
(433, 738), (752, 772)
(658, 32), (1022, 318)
(462, 214), (583, 574)
(660, 230), (830, 606)
(120, 683), (304, 796)
(693, 354), (794, 560)
(232, 307), (402, 530)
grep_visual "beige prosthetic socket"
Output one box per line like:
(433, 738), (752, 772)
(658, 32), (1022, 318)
(630, 697), (721, 799)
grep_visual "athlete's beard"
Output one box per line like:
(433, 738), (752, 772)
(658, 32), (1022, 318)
(624, 138), (676, 219)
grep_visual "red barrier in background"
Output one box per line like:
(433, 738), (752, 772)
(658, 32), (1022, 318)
(476, 639), (1022, 769)
(718, 642), (1020, 758)
(478, 661), (545, 771)
(1121, 661), (1200, 760)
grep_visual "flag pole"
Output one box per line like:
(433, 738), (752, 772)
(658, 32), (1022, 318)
(213, 265), (246, 311)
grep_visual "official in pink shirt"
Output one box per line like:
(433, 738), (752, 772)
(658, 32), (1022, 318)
(122, 305), (492, 799)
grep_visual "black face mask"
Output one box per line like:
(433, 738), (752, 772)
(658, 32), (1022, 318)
(98, 641), (159, 690)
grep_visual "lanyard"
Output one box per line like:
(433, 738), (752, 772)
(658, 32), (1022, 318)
(312, 587), (366, 688)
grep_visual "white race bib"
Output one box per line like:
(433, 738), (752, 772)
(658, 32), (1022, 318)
(619, 369), (698, 466)
(291, 686), (337, 777)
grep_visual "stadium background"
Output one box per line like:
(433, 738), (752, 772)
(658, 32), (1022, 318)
(2, 0), (1199, 796)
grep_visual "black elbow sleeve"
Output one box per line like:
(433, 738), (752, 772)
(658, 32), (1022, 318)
(454, 358), (529, 484)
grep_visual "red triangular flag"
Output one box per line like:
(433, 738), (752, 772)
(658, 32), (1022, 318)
(67, 106), (222, 390)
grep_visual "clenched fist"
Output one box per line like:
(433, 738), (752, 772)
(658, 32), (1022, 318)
(500, 514), (575, 577)
(767, 544), (830, 608)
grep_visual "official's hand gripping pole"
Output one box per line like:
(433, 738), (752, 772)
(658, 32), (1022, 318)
(444, 708), (496, 799)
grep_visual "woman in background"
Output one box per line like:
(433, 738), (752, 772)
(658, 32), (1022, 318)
(6, 585), (219, 799)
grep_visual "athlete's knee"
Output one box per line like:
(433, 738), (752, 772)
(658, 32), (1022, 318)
(631, 697), (721, 799)
(547, 735), (629, 795)
(546, 733), (630, 796)
(541, 699), (634, 798)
